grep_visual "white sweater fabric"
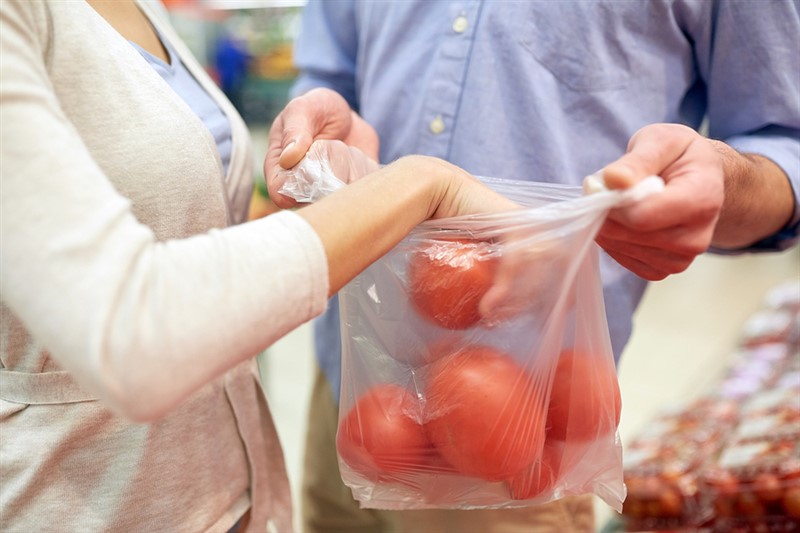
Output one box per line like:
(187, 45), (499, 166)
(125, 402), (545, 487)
(0, 1), (328, 531)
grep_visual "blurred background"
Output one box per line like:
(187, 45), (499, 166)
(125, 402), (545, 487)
(163, 2), (800, 532)
(164, 0), (302, 219)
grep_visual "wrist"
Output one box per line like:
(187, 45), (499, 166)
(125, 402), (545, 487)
(391, 155), (457, 220)
(708, 140), (794, 249)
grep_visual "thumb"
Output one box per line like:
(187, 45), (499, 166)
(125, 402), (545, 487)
(601, 160), (638, 191)
(277, 122), (314, 170)
(278, 136), (311, 170)
(602, 124), (694, 190)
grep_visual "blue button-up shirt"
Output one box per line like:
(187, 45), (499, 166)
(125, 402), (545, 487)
(292, 0), (800, 402)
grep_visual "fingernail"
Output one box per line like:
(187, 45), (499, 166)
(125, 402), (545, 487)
(603, 164), (636, 189)
(280, 141), (296, 159)
(604, 163), (632, 177)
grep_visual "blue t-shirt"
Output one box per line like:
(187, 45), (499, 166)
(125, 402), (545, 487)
(131, 35), (233, 177)
(292, 0), (800, 403)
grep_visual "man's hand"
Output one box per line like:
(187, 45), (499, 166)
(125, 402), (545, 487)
(264, 88), (379, 208)
(275, 139), (380, 203)
(597, 124), (726, 280)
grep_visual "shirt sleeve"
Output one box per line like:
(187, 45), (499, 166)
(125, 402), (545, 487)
(291, 0), (360, 107)
(0, 1), (329, 421)
(695, 0), (800, 251)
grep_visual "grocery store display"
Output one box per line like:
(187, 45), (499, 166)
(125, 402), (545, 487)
(622, 397), (739, 527)
(620, 281), (800, 532)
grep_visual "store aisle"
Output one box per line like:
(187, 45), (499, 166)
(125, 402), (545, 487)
(261, 246), (799, 532)
(604, 245), (799, 528)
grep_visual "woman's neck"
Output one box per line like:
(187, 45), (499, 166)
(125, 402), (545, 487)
(86, 0), (169, 63)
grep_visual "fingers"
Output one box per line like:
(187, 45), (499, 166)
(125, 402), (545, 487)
(478, 236), (570, 325)
(264, 88), (379, 210)
(598, 218), (713, 258)
(278, 136), (312, 170)
(602, 124), (695, 190)
(597, 181), (719, 280)
(597, 232), (698, 270)
(595, 124), (725, 282)
(477, 244), (523, 322)
(605, 176), (722, 234)
(264, 90), (350, 206)
(272, 95), (332, 170)
(603, 126), (723, 239)
(264, 116), (299, 209)
(597, 243), (695, 281)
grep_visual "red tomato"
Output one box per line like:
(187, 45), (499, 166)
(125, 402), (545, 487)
(623, 476), (661, 518)
(736, 491), (765, 517)
(424, 346), (547, 481)
(507, 440), (563, 500)
(705, 470), (740, 518)
(408, 239), (497, 330)
(337, 384), (433, 480)
(546, 349), (621, 441)
(753, 473), (783, 503)
(784, 486), (800, 517)
(656, 485), (683, 518)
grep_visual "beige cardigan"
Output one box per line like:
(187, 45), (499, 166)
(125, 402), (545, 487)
(0, 1), (328, 531)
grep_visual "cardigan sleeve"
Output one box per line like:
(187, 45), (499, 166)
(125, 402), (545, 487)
(0, 0), (328, 421)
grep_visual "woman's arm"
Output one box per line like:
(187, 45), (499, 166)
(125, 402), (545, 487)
(0, 2), (514, 422)
(299, 155), (517, 294)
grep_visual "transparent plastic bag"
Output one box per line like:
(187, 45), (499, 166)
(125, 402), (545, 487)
(276, 139), (380, 202)
(279, 145), (663, 511)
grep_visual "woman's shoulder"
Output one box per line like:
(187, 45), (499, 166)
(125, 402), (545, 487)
(1, 0), (51, 47)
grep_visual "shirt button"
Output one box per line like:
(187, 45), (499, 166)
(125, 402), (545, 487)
(429, 115), (445, 135)
(452, 15), (468, 33)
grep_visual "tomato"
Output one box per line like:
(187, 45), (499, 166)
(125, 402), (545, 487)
(656, 485), (683, 518)
(736, 491), (765, 517)
(424, 346), (547, 481)
(408, 239), (497, 330)
(337, 384), (434, 480)
(507, 440), (563, 500)
(784, 486), (800, 517)
(546, 349), (621, 441)
(753, 473), (783, 503)
(623, 476), (660, 518)
(706, 470), (740, 518)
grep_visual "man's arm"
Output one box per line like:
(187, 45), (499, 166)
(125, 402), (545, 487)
(598, 124), (796, 281)
(708, 141), (795, 249)
(596, 1), (799, 280)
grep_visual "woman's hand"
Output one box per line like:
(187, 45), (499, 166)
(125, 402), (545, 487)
(297, 155), (519, 295)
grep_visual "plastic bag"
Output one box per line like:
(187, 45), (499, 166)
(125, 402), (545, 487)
(276, 140), (380, 203)
(279, 144), (663, 512)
